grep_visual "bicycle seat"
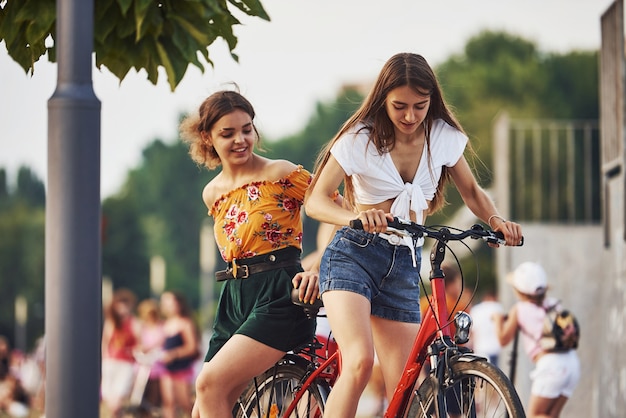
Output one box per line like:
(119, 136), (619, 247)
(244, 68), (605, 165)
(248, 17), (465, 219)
(291, 288), (324, 319)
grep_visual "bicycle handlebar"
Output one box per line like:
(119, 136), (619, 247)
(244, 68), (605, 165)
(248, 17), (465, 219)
(349, 217), (523, 246)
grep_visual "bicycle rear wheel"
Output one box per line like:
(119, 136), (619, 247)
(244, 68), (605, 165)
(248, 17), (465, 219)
(233, 355), (329, 418)
(406, 358), (525, 418)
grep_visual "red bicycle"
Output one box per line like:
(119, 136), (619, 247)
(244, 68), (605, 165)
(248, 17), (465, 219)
(233, 218), (525, 418)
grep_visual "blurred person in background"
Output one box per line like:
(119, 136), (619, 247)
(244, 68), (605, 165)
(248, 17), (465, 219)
(494, 262), (580, 418)
(16, 336), (46, 417)
(137, 298), (166, 409)
(159, 291), (199, 418)
(0, 335), (30, 417)
(101, 288), (141, 417)
(469, 288), (504, 365)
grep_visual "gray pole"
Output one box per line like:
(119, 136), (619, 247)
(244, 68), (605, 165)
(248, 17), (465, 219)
(46, 0), (101, 415)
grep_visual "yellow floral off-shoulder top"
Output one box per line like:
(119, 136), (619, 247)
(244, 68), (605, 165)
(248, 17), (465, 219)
(209, 166), (312, 262)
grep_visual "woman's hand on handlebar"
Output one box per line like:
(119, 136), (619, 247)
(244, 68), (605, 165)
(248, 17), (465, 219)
(292, 271), (320, 305)
(489, 218), (523, 247)
(355, 209), (394, 234)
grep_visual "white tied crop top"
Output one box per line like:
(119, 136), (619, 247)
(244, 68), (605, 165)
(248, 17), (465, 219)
(331, 119), (468, 227)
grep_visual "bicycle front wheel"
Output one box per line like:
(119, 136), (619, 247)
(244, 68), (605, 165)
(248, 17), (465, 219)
(233, 355), (329, 418)
(406, 358), (525, 418)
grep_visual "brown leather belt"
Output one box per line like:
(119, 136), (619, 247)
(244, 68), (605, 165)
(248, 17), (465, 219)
(216, 259), (300, 281)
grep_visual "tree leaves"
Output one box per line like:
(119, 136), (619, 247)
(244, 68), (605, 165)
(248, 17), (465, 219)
(0, 169), (46, 350)
(0, 0), (55, 73)
(0, 0), (269, 90)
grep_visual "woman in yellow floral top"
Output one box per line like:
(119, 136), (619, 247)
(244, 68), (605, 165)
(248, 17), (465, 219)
(210, 166), (310, 261)
(180, 89), (320, 418)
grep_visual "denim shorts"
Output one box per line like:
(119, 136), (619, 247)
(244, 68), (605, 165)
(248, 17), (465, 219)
(319, 227), (422, 323)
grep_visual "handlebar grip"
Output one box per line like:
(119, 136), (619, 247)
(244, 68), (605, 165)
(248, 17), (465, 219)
(349, 219), (363, 229)
(494, 231), (525, 246)
(350, 217), (401, 230)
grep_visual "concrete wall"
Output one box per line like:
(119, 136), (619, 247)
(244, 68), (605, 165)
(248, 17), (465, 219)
(596, 1), (626, 416)
(595, 173), (626, 417)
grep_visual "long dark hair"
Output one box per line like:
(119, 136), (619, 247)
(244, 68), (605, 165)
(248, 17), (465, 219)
(312, 53), (465, 214)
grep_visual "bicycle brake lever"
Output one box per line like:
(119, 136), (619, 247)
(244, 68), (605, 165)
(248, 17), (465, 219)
(490, 231), (506, 246)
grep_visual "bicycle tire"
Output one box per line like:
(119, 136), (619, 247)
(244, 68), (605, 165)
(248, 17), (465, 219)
(406, 357), (525, 418)
(233, 354), (330, 418)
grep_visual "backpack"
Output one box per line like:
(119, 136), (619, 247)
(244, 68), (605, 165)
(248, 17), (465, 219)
(538, 303), (580, 352)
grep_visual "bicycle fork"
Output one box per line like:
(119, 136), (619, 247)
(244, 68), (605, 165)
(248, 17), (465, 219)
(430, 343), (482, 418)
(428, 339), (453, 417)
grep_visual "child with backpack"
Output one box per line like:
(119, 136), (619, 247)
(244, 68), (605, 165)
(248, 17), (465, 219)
(493, 261), (580, 418)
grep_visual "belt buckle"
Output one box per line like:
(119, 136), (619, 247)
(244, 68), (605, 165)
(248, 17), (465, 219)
(239, 265), (249, 279)
(227, 264), (250, 279)
(229, 261), (250, 279)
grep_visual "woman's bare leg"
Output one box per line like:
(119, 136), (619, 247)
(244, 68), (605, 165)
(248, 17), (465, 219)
(371, 316), (420, 401)
(321, 290), (374, 417)
(194, 335), (285, 418)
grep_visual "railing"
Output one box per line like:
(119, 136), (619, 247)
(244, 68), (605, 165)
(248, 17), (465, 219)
(493, 114), (600, 224)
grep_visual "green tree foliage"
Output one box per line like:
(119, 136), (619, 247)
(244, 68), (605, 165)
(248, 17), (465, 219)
(0, 168), (45, 350)
(0, 169), (8, 209)
(437, 31), (598, 175)
(104, 139), (211, 306)
(0, 0), (269, 90)
(263, 86), (364, 172)
(16, 167), (46, 207)
(433, 31), (599, 221)
(539, 51), (600, 119)
(102, 195), (150, 299)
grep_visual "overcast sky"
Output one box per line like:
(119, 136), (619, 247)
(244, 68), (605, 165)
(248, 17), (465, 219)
(0, 0), (616, 198)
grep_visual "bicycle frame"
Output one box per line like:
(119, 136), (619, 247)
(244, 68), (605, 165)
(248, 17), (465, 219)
(385, 238), (454, 417)
(278, 238), (456, 418)
(280, 349), (340, 417)
(264, 220), (515, 418)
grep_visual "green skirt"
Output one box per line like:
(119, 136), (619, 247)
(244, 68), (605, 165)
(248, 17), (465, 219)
(204, 262), (316, 362)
